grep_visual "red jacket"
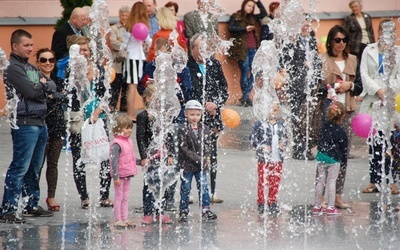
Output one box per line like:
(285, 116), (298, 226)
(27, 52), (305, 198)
(146, 29), (187, 62)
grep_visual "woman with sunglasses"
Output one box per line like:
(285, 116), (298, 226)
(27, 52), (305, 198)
(320, 25), (363, 209)
(36, 48), (66, 212)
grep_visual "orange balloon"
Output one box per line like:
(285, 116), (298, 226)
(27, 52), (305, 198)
(109, 67), (116, 83)
(222, 108), (241, 128)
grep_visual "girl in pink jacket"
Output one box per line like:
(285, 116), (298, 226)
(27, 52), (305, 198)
(110, 114), (137, 228)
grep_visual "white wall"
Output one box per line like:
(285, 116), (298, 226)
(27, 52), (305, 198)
(0, 0), (399, 18)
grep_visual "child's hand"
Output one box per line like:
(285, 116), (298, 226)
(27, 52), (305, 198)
(279, 141), (286, 150)
(205, 158), (211, 167)
(141, 159), (148, 166)
(114, 178), (121, 186)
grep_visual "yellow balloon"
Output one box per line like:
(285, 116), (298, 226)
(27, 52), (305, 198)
(222, 108), (241, 128)
(395, 94), (400, 113)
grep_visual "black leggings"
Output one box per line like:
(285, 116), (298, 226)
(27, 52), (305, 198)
(70, 127), (111, 201)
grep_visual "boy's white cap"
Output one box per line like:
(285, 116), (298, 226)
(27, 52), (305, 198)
(185, 100), (203, 110)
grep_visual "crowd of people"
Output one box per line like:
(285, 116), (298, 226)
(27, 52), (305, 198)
(0, 0), (399, 227)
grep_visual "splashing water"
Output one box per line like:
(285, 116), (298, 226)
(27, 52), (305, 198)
(146, 51), (182, 248)
(87, 0), (112, 119)
(369, 21), (398, 232)
(0, 47), (19, 129)
(252, 41), (280, 121)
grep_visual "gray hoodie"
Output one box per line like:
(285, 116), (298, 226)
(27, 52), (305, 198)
(4, 53), (56, 126)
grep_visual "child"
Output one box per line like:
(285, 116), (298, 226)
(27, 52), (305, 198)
(137, 85), (174, 225)
(110, 114), (137, 228)
(250, 103), (287, 215)
(178, 100), (217, 222)
(313, 97), (347, 216)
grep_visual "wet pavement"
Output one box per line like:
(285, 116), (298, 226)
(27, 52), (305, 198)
(0, 105), (399, 249)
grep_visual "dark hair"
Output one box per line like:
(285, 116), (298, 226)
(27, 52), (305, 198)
(10, 29), (32, 48)
(164, 1), (179, 13)
(35, 48), (55, 61)
(326, 25), (350, 58)
(240, 0), (256, 16)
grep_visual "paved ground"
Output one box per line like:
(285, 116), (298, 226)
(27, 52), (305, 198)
(0, 105), (399, 250)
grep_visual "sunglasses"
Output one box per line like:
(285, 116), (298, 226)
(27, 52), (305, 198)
(39, 57), (56, 63)
(333, 37), (348, 44)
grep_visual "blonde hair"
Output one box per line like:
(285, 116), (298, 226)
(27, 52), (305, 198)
(112, 114), (133, 134)
(326, 101), (346, 125)
(157, 7), (177, 30)
(143, 84), (156, 109)
(66, 35), (90, 49)
(126, 2), (150, 32)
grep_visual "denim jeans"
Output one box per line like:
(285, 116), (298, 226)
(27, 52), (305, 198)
(1, 125), (48, 214)
(238, 48), (257, 101)
(179, 170), (211, 213)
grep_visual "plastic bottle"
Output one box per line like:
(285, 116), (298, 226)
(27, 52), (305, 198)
(326, 84), (338, 101)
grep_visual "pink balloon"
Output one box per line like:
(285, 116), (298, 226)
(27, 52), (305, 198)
(132, 23), (149, 41)
(351, 113), (372, 138)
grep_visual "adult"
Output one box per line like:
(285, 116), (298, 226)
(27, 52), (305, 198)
(228, 0), (267, 107)
(343, 0), (375, 62)
(51, 7), (88, 60)
(320, 25), (363, 209)
(0, 29), (56, 223)
(109, 5), (130, 112)
(187, 34), (228, 203)
(143, 0), (159, 38)
(37, 48), (66, 212)
(65, 35), (113, 209)
(146, 7), (187, 62)
(359, 19), (400, 194)
(281, 18), (322, 160)
(122, 2), (152, 122)
(183, 0), (219, 49)
(164, 1), (187, 44)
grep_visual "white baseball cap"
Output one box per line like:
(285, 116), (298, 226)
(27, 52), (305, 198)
(185, 100), (203, 110)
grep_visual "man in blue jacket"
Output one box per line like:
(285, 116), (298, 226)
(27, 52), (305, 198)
(0, 29), (56, 223)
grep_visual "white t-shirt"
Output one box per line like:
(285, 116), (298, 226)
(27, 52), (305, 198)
(334, 60), (347, 104)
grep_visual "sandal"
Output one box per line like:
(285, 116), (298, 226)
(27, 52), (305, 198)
(100, 199), (114, 207)
(46, 198), (61, 212)
(362, 183), (379, 193)
(123, 220), (136, 228)
(81, 199), (90, 209)
(115, 220), (128, 228)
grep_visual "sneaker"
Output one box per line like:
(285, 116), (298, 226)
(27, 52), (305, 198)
(326, 207), (342, 215)
(269, 203), (280, 214)
(142, 215), (153, 225)
(202, 210), (217, 221)
(156, 214), (173, 224)
(22, 206), (54, 217)
(179, 212), (188, 222)
(257, 203), (265, 215)
(0, 213), (26, 224)
(312, 206), (326, 215)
